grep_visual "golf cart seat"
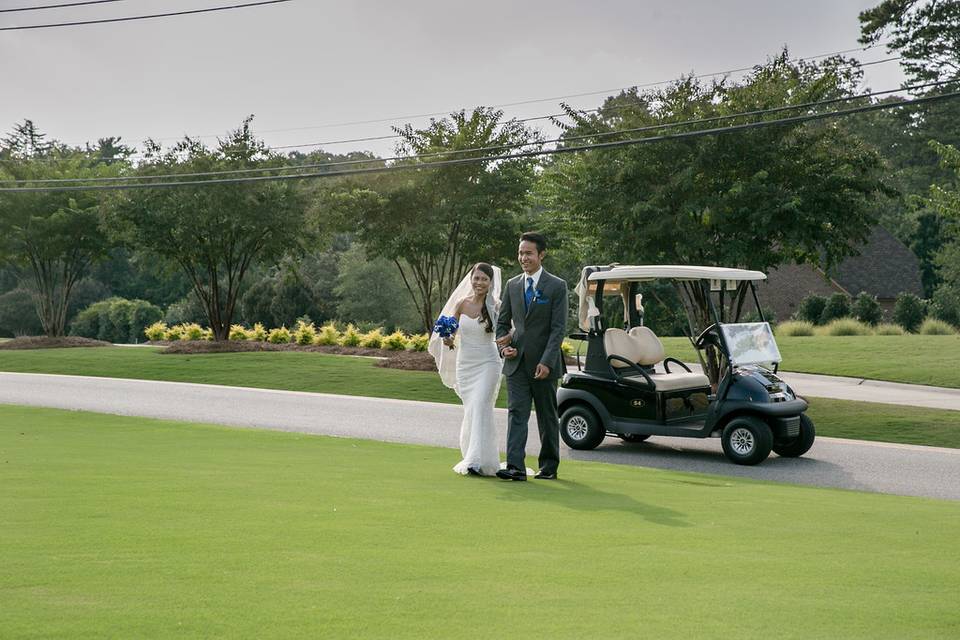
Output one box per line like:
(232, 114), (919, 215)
(604, 328), (710, 391)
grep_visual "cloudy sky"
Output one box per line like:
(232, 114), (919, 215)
(1, 0), (903, 158)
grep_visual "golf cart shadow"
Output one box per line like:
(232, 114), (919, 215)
(564, 437), (870, 492)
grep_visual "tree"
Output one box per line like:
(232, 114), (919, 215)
(333, 243), (420, 332)
(320, 108), (540, 330)
(859, 0), (960, 83)
(0, 133), (123, 336)
(539, 53), (889, 380)
(107, 117), (309, 340)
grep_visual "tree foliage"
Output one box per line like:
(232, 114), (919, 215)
(106, 117), (309, 340)
(859, 0), (960, 83)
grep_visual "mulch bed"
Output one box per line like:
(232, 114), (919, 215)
(154, 340), (408, 359)
(0, 336), (113, 350)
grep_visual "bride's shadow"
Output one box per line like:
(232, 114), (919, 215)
(491, 478), (690, 528)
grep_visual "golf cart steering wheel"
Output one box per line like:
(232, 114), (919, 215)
(693, 323), (720, 349)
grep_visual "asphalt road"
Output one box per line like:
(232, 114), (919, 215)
(2, 372), (958, 501)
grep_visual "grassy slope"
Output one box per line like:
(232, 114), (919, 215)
(2, 405), (958, 639)
(2, 347), (960, 448)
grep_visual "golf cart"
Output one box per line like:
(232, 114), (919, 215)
(558, 265), (815, 465)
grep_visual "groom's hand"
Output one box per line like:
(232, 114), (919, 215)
(534, 364), (550, 380)
(502, 346), (518, 359)
(495, 333), (512, 349)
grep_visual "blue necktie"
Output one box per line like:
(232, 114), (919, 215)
(524, 277), (535, 309)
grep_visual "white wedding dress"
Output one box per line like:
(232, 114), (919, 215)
(452, 314), (502, 476)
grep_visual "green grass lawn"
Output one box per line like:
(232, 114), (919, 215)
(2, 347), (960, 448)
(659, 334), (960, 388)
(2, 405), (957, 639)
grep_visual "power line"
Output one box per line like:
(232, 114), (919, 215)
(11, 79), (951, 186)
(3, 89), (958, 193)
(0, 0), (127, 13)
(0, 0), (294, 30)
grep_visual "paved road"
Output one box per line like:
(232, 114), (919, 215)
(2, 372), (958, 501)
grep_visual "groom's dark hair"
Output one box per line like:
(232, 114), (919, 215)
(520, 231), (547, 254)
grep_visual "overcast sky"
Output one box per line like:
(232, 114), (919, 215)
(1, 0), (903, 158)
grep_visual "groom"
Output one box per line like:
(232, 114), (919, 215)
(495, 232), (568, 481)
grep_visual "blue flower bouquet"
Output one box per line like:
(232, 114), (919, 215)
(434, 315), (459, 349)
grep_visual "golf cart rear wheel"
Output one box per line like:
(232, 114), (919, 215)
(561, 405), (606, 450)
(619, 433), (650, 443)
(773, 414), (816, 458)
(721, 416), (773, 465)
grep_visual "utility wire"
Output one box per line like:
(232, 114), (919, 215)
(3, 89), (958, 193)
(11, 79), (952, 186)
(0, 0), (294, 30)
(0, 0), (127, 13)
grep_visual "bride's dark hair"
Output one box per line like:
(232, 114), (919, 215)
(473, 262), (495, 333)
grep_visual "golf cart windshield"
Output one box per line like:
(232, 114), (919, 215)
(720, 322), (781, 366)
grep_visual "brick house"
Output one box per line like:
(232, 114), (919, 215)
(760, 227), (924, 321)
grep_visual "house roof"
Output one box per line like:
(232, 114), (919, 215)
(830, 226), (923, 299)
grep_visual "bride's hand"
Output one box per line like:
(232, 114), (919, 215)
(443, 336), (455, 348)
(495, 333), (512, 348)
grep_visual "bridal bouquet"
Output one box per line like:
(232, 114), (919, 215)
(433, 315), (459, 349)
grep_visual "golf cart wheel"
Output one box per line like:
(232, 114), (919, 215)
(619, 433), (650, 443)
(773, 414), (816, 458)
(721, 416), (773, 465)
(561, 405), (606, 450)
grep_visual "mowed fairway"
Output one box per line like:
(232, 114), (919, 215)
(2, 406), (958, 639)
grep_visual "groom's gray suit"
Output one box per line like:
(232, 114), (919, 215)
(496, 269), (568, 475)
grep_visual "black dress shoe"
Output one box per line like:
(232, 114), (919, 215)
(496, 467), (527, 481)
(535, 471), (557, 480)
(466, 467), (482, 476)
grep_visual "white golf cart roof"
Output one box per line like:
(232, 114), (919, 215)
(577, 265), (767, 331)
(588, 265), (766, 282)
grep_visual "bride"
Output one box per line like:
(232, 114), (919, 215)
(429, 262), (503, 476)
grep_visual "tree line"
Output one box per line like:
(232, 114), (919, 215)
(1, 0), (959, 340)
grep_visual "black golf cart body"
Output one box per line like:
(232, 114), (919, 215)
(557, 265), (815, 465)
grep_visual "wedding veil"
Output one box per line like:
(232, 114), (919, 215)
(428, 264), (503, 395)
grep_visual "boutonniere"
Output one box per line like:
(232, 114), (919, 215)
(533, 289), (544, 302)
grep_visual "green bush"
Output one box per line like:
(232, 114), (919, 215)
(144, 321), (168, 341)
(338, 324), (362, 347)
(0, 288), (43, 337)
(267, 326), (291, 344)
(407, 333), (430, 352)
(180, 323), (204, 341)
(817, 318), (873, 336)
(382, 331), (409, 351)
(875, 323), (906, 335)
(292, 320), (317, 345)
(919, 318), (956, 335)
(314, 323), (340, 346)
(201, 327), (214, 341)
(248, 323), (268, 342)
(70, 297), (162, 344)
(819, 293), (851, 325)
(359, 328), (384, 349)
(893, 293), (927, 333)
(561, 340), (574, 356)
(776, 321), (815, 337)
(229, 324), (248, 341)
(851, 292), (882, 326)
(929, 286), (960, 327)
(795, 294), (828, 325)
(164, 324), (184, 341)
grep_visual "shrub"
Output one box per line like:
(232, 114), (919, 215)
(314, 323), (341, 346)
(795, 294), (828, 325)
(819, 293), (851, 325)
(164, 324), (184, 341)
(144, 321), (168, 341)
(893, 293), (927, 333)
(229, 324), (249, 341)
(69, 297), (163, 344)
(929, 286), (960, 327)
(0, 288), (44, 337)
(561, 340), (574, 356)
(267, 326), (291, 344)
(919, 318), (956, 335)
(359, 328), (384, 349)
(776, 320), (815, 337)
(851, 291), (882, 326)
(875, 323), (906, 335)
(181, 323), (204, 341)
(382, 330), (409, 351)
(248, 322), (268, 342)
(818, 318), (872, 336)
(407, 333), (430, 351)
(338, 324), (362, 347)
(292, 320), (317, 345)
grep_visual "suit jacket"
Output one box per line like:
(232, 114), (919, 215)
(496, 269), (568, 379)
